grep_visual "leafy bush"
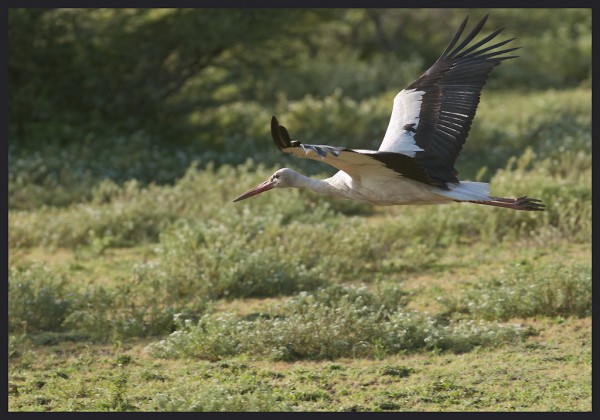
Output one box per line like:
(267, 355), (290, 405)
(9, 180), (172, 248)
(8, 262), (211, 339)
(151, 220), (327, 300)
(148, 198), (426, 299)
(441, 263), (591, 320)
(60, 285), (173, 341)
(147, 284), (529, 361)
(487, 148), (591, 243)
(463, 88), (591, 177)
(8, 264), (76, 332)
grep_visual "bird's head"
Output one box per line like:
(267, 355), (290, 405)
(233, 168), (297, 202)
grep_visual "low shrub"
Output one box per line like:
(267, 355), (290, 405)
(8, 262), (211, 339)
(147, 284), (530, 361)
(441, 263), (592, 320)
(8, 264), (77, 332)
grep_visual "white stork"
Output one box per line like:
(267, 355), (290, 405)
(233, 15), (545, 211)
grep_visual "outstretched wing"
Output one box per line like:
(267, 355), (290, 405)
(379, 14), (518, 184)
(271, 116), (445, 188)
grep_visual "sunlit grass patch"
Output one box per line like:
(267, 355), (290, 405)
(154, 383), (291, 411)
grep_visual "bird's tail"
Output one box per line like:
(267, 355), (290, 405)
(466, 196), (545, 211)
(437, 182), (545, 211)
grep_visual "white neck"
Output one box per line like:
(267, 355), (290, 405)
(290, 171), (350, 199)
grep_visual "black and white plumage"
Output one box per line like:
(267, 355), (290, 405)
(234, 15), (545, 212)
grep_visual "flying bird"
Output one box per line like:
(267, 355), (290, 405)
(233, 15), (545, 211)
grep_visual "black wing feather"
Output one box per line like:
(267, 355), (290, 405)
(405, 14), (517, 185)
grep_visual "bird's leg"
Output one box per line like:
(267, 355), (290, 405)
(463, 196), (545, 211)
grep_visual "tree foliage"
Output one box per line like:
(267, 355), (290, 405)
(9, 8), (331, 145)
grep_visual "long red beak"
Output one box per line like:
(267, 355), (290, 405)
(233, 179), (276, 202)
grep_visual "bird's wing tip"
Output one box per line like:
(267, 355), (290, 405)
(271, 115), (283, 149)
(271, 115), (293, 150)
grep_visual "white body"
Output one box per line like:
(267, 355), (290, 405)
(292, 169), (491, 206)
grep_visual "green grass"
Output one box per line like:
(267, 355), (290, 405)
(8, 88), (592, 411)
(8, 316), (591, 411)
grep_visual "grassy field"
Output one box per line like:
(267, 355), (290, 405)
(7, 235), (592, 411)
(8, 88), (592, 411)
